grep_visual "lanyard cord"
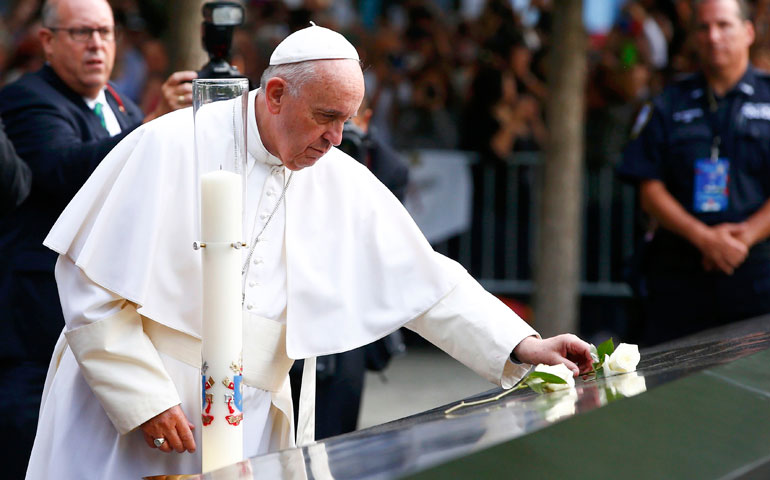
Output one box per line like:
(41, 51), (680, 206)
(105, 84), (126, 113)
(706, 88), (722, 161)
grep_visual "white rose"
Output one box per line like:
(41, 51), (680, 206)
(534, 363), (575, 391)
(603, 343), (640, 377)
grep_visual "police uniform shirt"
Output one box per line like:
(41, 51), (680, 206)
(618, 66), (770, 259)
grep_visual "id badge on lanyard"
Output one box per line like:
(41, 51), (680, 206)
(694, 138), (729, 213)
(694, 90), (730, 213)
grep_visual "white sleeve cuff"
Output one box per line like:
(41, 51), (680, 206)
(65, 306), (181, 434)
(56, 256), (180, 434)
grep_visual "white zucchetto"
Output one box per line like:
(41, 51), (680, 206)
(269, 22), (359, 66)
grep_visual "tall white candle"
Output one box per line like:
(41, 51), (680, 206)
(200, 170), (244, 473)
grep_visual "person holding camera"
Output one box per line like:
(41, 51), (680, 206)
(0, 1), (196, 476)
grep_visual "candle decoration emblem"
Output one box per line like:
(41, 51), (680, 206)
(222, 358), (244, 426)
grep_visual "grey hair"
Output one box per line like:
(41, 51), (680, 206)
(259, 62), (319, 96)
(41, 0), (114, 27)
(693, 0), (751, 22)
(41, 1), (58, 27)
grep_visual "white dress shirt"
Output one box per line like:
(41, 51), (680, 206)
(83, 89), (122, 136)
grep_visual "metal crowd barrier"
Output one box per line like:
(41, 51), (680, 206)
(406, 150), (638, 298)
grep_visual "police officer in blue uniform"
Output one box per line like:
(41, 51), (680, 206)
(618, 0), (770, 345)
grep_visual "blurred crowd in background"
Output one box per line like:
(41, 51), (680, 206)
(8, 0), (770, 165)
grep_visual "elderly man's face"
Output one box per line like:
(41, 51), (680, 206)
(694, 0), (754, 75)
(40, 0), (116, 98)
(272, 60), (365, 171)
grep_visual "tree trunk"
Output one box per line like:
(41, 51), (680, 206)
(165, 0), (208, 72)
(533, 0), (586, 337)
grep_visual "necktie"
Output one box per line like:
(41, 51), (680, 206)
(93, 102), (106, 129)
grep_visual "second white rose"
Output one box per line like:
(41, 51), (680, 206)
(602, 343), (641, 376)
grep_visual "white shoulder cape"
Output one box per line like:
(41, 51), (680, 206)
(44, 97), (466, 359)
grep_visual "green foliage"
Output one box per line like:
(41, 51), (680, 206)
(528, 371), (568, 384)
(528, 381), (546, 394)
(593, 337), (615, 373)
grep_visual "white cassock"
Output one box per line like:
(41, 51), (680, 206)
(27, 89), (538, 479)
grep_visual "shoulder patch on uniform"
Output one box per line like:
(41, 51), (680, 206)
(630, 102), (653, 139)
(739, 83), (755, 95)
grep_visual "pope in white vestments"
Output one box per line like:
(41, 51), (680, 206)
(26, 25), (592, 479)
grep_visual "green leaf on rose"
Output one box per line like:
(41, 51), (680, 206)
(596, 338), (615, 362)
(527, 371), (568, 384)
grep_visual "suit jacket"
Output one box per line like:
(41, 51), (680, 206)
(0, 116), (31, 216)
(0, 64), (144, 362)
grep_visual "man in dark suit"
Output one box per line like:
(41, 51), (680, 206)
(0, 0), (196, 475)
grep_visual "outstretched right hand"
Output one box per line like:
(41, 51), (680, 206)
(512, 334), (594, 377)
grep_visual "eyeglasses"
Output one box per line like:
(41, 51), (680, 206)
(47, 26), (116, 42)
